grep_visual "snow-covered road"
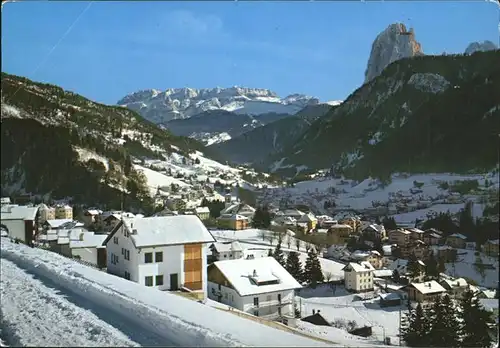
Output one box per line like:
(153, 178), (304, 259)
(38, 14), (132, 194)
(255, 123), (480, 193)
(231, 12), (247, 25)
(0, 258), (141, 347)
(0, 239), (332, 347)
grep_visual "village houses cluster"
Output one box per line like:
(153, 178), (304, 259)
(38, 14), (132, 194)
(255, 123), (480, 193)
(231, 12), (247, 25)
(1, 194), (498, 332)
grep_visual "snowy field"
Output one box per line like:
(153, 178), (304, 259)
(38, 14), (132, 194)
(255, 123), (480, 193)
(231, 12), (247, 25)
(296, 284), (406, 345)
(443, 248), (499, 288)
(263, 172), (498, 221)
(0, 239), (333, 347)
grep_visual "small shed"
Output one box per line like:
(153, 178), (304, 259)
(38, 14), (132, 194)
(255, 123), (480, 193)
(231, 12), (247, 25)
(301, 312), (331, 327)
(379, 292), (402, 307)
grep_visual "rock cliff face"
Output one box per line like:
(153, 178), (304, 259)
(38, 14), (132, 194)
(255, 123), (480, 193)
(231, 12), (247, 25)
(465, 40), (498, 55)
(364, 23), (423, 83)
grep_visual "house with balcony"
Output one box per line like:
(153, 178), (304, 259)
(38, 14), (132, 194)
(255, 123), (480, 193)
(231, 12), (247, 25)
(38, 203), (56, 223)
(361, 224), (386, 241)
(445, 233), (467, 249)
(327, 224), (353, 245)
(388, 229), (411, 246)
(55, 204), (73, 220)
(405, 281), (447, 307)
(422, 230), (442, 246)
(102, 215), (215, 300)
(297, 213), (318, 230)
(82, 209), (102, 227)
(342, 261), (375, 293)
(216, 214), (249, 230)
(220, 202), (256, 223)
(194, 206), (210, 221)
(207, 257), (302, 320)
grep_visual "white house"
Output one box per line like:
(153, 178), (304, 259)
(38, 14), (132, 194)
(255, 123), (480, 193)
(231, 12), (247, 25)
(102, 215), (215, 299)
(207, 257), (302, 320)
(69, 232), (107, 268)
(342, 261), (375, 292)
(220, 203), (256, 222)
(0, 204), (39, 244)
(210, 241), (244, 261)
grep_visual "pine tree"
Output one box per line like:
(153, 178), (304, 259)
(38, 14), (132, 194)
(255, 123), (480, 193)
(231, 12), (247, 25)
(304, 248), (324, 288)
(407, 255), (423, 280)
(459, 288), (494, 347)
(267, 248), (273, 257)
(392, 269), (401, 283)
(424, 253), (439, 280)
(427, 294), (460, 347)
(273, 239), (286, 266)
(402, 302), (430, 347)
(285, 251), (303, 283)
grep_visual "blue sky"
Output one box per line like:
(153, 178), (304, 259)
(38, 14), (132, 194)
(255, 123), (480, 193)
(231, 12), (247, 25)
(2, 1), (499, 104)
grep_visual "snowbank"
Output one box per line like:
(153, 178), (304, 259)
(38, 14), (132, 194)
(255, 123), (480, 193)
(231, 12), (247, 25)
(0, 240), (330, 347)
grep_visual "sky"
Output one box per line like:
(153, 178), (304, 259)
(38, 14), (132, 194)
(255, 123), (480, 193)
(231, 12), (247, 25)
(2, 1), (499, 105)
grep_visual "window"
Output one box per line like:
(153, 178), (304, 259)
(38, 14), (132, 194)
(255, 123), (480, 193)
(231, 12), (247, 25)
(124, 271), (130, 280)
(113, 236), (118, 244)
(266, 295), (272, 302)
(155, 275), (164, 286)
(121, 248), (125, 255)
(124, 250), (130, 261)
(155, 251), (163, 263)
(145, 276), (153, 287)
(145, 252), (153, 263)
(253, 297), (259, 307)
(111, 254), (119, 265)
(224, 293), (228, 300)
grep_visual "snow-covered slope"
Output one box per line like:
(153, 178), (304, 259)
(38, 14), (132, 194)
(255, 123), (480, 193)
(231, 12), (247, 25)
(117, 87), (321, 124)
(0, 239), (332, 347)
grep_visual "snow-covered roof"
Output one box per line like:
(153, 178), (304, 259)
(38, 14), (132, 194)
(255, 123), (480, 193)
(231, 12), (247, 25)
(218, 214), (248, 221)
(121, 215), (215, 248)
(410, 281), (447, 295)
(211, 257), (302, 296)
(195, 206), (210, 214)
(283, 209), (304, 216)
(373, 269), (393, 278)
(45, 219), (73, 228)
(85, 209), (101, 216)
(298, 213), (317, 222)
(343, 261), (375, 273)
(1, 205), (38, 221)
(329, 224), (353, 230)
(70, 233), (107, 249)
(487, 239), (499, 245)
(388, 259), (408, 273)
(390, 229), (411, 235)
(440, 277), (468, 289)
(448, 233), (467, 240)
(211, 241), (243, 253)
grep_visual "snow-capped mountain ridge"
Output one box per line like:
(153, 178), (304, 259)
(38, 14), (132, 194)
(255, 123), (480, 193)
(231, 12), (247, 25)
(117, 87), (321, 124)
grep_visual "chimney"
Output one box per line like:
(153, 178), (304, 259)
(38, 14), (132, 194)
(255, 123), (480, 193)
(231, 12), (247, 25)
(313, 309), (316, 315)
(79, 233), (84, 241)
(427, 283), (431, 288)
(253, 269), (257, 277)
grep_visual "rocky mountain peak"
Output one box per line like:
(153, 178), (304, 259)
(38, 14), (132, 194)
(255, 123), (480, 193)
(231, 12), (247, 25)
(465, 40), (498, 55)
(117, 87), (320, 124)
(364, 23), (424, 83)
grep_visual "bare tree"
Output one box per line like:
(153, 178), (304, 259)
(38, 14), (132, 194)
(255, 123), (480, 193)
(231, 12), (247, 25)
(268, 232), (276, 246)
(295, 238), (301, 251)
(305, 243), (311, 252)
(286, 234), (292, 249)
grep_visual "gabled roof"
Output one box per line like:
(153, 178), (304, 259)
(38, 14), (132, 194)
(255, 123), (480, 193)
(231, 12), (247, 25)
(410, 281), (446, 295)
(298, 213), (317, 222)
(104, 215), (215, 248)
(70, 233), (107, 249)
(45, 219), (81, 229)
(211, 241), (243, 253)
(342, 261), (375, 273)
(440, 277), (468, 289)
(211, 257), (302, 296)
(1, 205), (39, 221)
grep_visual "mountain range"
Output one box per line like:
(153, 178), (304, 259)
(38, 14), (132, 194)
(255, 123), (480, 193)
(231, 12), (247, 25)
(117, 87), (326, 124)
